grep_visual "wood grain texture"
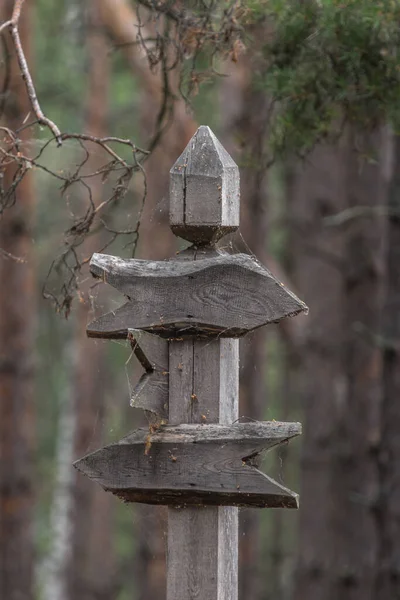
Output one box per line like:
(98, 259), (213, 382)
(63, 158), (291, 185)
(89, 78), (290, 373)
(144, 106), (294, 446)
(168, 339), (194, 424)
(86, 252), (308, 338)
(122, 421), (302, 444)
(193, 339), (222, 423)
(218, 339), (239, 425)
(128, 329), (169, 420)
(167, 338), (239, 425)
(168, 508), (220, 598)
(170, 125), (240, 244)
(167, 506), (239, 600)
(218, 505), (238, 600)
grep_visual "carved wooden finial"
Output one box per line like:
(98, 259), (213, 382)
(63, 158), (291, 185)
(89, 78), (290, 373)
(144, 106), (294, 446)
(169, 125), (240, 245)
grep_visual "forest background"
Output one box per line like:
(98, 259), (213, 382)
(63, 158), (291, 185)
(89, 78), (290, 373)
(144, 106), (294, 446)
(1, 1), (400, 600)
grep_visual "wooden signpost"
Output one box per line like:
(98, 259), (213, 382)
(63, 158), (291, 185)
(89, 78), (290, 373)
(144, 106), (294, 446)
(75, 126), (308, 599)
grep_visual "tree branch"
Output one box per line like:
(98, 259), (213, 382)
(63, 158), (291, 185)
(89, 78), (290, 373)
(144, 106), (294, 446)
(0, 20), (12, 35)
(323, 205), (400, 227)
(135, 0), (183, 24)
(1, 0), (62, 144)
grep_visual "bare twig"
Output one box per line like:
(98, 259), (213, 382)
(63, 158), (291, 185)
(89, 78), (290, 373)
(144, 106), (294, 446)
(323, 205), (400, 227)
(0, 20), (12, 36)
(11, 0), (25, 21)
(0, 0), (244, 314)
(2, 0), (62, 143)
(0, 33), (11, 119)
(135, 0), (185, 24)
(60, 133), (149, 166)
(0, 123), (147, 310)
(0, 246), (26, 262)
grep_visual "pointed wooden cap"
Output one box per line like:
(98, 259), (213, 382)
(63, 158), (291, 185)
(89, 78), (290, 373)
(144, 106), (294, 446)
(170, 125), (240, 245)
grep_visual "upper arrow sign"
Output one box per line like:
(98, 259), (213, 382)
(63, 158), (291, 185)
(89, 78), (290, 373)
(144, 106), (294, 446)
(87, 252), (308, 338)
(74, 421), (301, 508)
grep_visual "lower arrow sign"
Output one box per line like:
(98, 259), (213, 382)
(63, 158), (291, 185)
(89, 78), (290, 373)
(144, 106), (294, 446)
(74, 422), (301, 508)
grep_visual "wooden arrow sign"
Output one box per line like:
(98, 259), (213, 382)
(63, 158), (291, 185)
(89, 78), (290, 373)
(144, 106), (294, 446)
(127, 329), (169, 421)
(87, 252), (308, 339)
(74, 421), (301, 508)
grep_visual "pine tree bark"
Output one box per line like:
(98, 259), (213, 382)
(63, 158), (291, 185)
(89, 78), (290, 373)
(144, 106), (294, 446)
(376, 134), (400, 600)
(292, 140), (348, 600)
(67, 5), (116, 599)
(332, 130), (388, 600)
(219, 52), (269, 600)
(133, 26), (196, 600)
(0, 2), (36, 599)
(97, 0), (196, 260)
(95, 2), (196, 597)
(41, 327), (77, 600)
(294, 129), (389, 600)
(234, 93), (269, 600)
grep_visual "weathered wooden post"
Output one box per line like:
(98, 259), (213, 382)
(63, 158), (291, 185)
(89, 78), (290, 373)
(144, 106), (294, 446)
(75, 126), (308, 599)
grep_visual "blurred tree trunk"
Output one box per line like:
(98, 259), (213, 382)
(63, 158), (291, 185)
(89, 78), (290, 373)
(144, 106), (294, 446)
(291, 140), (348, 600)
(234, 91), (269, 600)
(95, 2), (196, 598)
(97, 3), (196, 598)
(67, 5), (116, 600)
(376, 134), (400, 600)
(134, 18), (196, 600)
(219, 47), (269, 600)
(293, 129), (389, 600)
(41, 327), (76, 600)
(98, 0), (196, 259)
(0, 3), (36, 600)
(268, 339), (296, 600)
(334, 130), (388, 600)
(276, 162), (309, 600)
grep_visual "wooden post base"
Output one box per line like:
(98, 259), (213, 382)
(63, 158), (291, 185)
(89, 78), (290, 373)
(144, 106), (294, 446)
(168, 507), (238, 600)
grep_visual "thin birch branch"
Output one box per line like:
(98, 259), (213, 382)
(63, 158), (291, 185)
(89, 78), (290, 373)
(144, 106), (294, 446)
(0, 20), (12, 35)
